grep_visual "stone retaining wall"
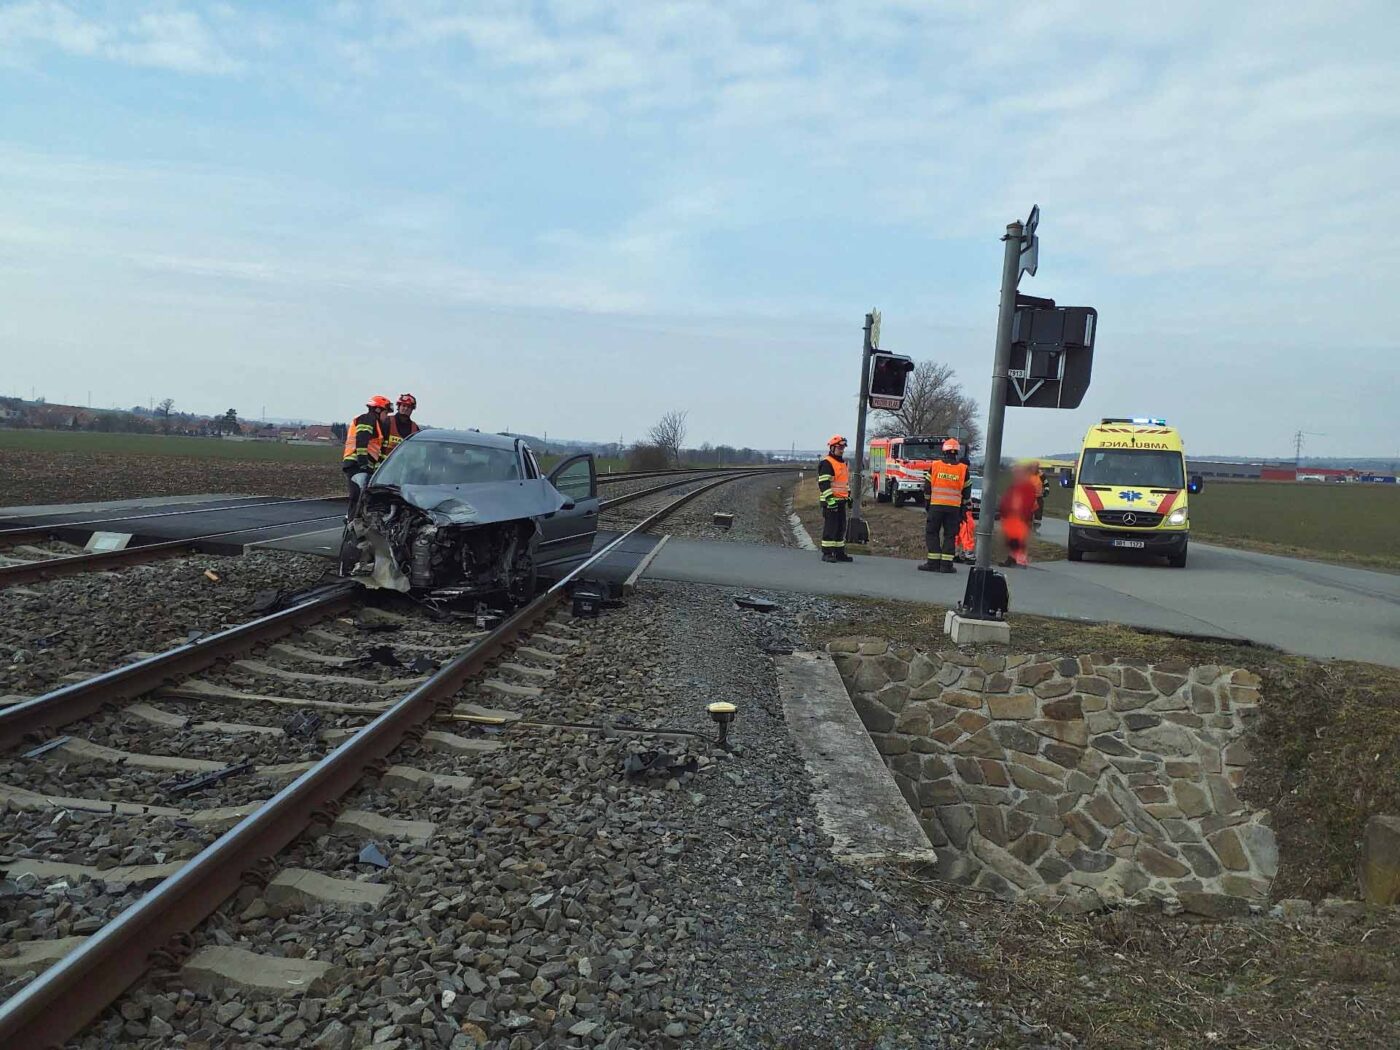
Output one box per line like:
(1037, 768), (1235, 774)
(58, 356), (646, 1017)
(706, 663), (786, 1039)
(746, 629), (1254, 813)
(829, 638), (1277, 913)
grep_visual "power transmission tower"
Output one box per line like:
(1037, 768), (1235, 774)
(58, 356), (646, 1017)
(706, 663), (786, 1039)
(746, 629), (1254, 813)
(1293, 429), (1326, 467)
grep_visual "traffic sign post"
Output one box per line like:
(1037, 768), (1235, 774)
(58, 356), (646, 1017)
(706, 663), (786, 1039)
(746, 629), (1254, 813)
(960, 206), (1097, 623)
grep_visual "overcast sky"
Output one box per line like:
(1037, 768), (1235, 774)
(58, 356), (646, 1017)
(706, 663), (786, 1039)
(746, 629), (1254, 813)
(2, 1), (1396, 458)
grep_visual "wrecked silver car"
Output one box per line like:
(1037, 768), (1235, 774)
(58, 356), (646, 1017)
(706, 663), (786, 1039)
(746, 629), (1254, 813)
(340, 430), (599, 603)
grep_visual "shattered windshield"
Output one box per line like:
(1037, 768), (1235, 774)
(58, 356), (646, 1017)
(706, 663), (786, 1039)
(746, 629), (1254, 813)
(374, 439), (521, 487)
(1079, 448), (1184, 489)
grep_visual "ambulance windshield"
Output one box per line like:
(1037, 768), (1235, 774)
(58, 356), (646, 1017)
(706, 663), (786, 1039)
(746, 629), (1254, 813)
(1080, 448), (1184, 489)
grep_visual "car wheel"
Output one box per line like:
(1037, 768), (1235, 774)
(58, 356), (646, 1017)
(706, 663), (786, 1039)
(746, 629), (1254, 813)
(1168, 545), (1188, 568)
(1067, 543), (1084, 562)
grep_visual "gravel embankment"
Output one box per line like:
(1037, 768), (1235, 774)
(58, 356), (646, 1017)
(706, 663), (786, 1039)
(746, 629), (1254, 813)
(71, 581), (1059, 1048)
(603, 471), (798, 546)
(0, 550), (333, 698)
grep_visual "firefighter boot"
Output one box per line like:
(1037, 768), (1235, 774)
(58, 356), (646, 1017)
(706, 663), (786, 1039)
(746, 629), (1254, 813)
(918, 559), (939, 572)
(821, 550), (839, 563)
(835, 550), (854, 562)
(942, 561), (957, 574)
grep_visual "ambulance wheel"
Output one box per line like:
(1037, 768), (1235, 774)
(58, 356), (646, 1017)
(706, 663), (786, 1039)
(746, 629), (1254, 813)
(1067, 543), (1084, 563)
(1168, 545), (1188, 568)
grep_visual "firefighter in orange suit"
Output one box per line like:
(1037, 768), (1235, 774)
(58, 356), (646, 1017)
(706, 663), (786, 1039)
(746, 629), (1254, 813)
(342, 395), (391, 517)
(382, 393), (421, 459)
(920, 437), (971, 573)
(955, 506), (977, 563)
(816, 435), (854, 563)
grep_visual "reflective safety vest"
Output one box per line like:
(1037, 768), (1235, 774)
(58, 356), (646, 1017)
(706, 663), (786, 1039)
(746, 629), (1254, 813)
(342, 412), (384, 468)
(818, 455), (850, 498)
(928, 461), (968, 508)
(383, 413), (420, 456)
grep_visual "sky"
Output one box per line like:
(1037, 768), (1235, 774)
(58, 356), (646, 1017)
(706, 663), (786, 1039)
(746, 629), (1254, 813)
(1, 1), (1397, 459)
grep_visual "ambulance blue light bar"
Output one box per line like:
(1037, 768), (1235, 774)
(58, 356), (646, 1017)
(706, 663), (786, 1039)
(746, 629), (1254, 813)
(1101, 417), (1167, 426)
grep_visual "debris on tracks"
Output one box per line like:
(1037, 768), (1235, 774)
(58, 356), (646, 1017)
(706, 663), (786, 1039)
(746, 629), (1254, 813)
(160, 760), (253, 796)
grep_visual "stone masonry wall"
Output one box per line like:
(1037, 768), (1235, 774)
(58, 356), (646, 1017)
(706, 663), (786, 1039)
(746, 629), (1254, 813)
(829, 638), (1277, 913)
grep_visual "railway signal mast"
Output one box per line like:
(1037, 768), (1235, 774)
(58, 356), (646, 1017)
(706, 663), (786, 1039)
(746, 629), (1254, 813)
(847, 309), (915, 544)
(953, 206), (1099, 641)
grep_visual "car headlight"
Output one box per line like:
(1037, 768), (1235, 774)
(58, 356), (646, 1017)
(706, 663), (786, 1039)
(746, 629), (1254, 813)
(1167, 507), (1187, 525)
(1072, 501), (1094, 521)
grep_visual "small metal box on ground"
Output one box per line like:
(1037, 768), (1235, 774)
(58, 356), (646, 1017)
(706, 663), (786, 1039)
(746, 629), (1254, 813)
(712, 513), (734, 530)
(571, 583), (605, 618)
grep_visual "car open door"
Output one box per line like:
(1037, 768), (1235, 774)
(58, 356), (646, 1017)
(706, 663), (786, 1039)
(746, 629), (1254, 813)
(538, 453), (599, 569)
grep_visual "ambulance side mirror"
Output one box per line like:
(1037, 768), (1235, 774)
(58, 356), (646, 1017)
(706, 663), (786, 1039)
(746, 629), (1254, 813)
(1059, 469), (1074, 489)
(1187, 474), (1203, 495)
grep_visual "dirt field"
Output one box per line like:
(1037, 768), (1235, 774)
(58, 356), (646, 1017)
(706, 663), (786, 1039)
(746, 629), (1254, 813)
(811, 598), (1400, 1049)
(793, 476), (1064, 563)
(0, 432), (342, 506)
(1043, 478), (1399, 571)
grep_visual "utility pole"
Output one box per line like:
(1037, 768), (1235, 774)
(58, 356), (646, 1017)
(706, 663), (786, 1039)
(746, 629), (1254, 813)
(847, 310), (877, 544)
(971, 220), (1025, 574)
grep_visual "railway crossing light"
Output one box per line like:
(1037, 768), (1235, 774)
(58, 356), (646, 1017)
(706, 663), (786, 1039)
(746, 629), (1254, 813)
(868, 352), (915, 410)
(1004, 295), (1097, 410)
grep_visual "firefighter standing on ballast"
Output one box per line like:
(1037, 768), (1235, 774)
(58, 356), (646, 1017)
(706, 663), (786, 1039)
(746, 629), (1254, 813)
(816, 435), (854, 563)
(383, 393), (421, 457)
(921, 437), (971, 573)
(342, 394), (392, 517)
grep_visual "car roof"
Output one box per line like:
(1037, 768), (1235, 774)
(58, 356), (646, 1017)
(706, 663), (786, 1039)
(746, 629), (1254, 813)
(409, 429), (520, 452)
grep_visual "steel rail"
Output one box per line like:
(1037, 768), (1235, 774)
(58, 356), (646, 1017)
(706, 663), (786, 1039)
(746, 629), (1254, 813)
(599, 467), (788, 512)
(0, 584), (358, 752)
(0, 510), (349, 589)
(0, 470), (755, 1050)
(0, 495), (340, 542)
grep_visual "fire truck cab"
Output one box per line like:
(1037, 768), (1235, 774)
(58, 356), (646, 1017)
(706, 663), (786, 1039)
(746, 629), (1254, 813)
(869, 436), (943, 505)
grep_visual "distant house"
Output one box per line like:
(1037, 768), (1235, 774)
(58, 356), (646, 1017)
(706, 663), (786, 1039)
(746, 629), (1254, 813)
(300, 425), (337, 442)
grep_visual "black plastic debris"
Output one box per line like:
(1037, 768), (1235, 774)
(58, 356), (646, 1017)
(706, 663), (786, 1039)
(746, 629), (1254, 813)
(358, 843), (390, 869)
(622, 751), (699, 778)
(161, 761), (253, 796)
(249, 589), (285, 615)
(31, 630), (65, 651)
(284, 711), (324, 739)
(353, 644), (402, 668)
(22, 736), (71, 759)
(405, 654), (438, 674)
(733, 595), (780, 613)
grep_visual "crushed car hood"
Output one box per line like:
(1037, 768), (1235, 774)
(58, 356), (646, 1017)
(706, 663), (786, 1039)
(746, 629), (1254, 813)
(371, 478), (570, 525)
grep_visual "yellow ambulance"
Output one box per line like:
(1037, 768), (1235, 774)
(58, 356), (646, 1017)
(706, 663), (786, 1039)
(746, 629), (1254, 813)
(1061, 418), (1203, 568)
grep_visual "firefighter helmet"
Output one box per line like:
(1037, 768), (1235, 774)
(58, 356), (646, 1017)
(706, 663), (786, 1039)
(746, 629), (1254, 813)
(942, 437), (961, 452)
(828, 434), (847, 448)
(368, 395), (392, 410)
(396, 393), (417, 410)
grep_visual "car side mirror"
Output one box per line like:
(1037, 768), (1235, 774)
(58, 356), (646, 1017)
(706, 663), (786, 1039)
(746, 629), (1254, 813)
(1187, 474), (1203, 495)
(1059, 469), (1074, 489)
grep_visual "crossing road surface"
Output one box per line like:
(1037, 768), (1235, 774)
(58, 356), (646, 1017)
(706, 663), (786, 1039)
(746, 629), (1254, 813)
(647, 523), (1400, 668)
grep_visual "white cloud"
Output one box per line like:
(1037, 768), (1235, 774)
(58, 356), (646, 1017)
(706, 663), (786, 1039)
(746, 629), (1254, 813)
(0, 1), (240, 74)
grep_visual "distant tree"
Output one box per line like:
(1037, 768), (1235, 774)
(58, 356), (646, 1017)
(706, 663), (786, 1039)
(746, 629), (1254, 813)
(331, 421), (348, 442)
(222, 408), (238, 436)
(647, 410), (689, 466)
(872, 360), (982, 452)
(156, 398), (175, 433)
(626, 442), (670, 471)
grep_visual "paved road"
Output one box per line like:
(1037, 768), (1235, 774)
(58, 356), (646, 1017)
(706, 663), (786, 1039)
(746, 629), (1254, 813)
(648, 525), (1400, 668)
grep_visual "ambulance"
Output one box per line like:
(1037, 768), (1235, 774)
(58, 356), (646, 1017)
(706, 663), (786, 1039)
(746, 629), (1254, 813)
(1062, 418), (1203, 567)
(869, 435), (943, 505)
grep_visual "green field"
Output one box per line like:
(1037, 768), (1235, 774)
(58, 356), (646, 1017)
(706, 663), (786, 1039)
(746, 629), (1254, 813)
(0, 428), (340, 463)
(1043, 479), (1399, 570)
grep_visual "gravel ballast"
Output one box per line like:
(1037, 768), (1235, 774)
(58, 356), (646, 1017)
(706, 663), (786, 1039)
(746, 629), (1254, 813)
(63, 581), (1060, 1048)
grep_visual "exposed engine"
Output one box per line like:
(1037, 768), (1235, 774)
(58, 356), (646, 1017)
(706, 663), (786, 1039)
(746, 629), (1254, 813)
(346, 492), (536, 600)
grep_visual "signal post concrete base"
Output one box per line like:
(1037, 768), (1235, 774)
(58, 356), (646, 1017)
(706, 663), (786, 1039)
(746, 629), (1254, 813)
(944, 611), (1010, 645)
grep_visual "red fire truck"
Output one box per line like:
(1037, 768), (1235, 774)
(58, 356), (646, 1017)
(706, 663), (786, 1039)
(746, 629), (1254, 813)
(869, 435), (943, 505)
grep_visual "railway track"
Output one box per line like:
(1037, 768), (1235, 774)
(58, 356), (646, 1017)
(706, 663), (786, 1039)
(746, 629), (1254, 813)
(0, 469), (766, 590)
(0, 471), (755, 1049)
